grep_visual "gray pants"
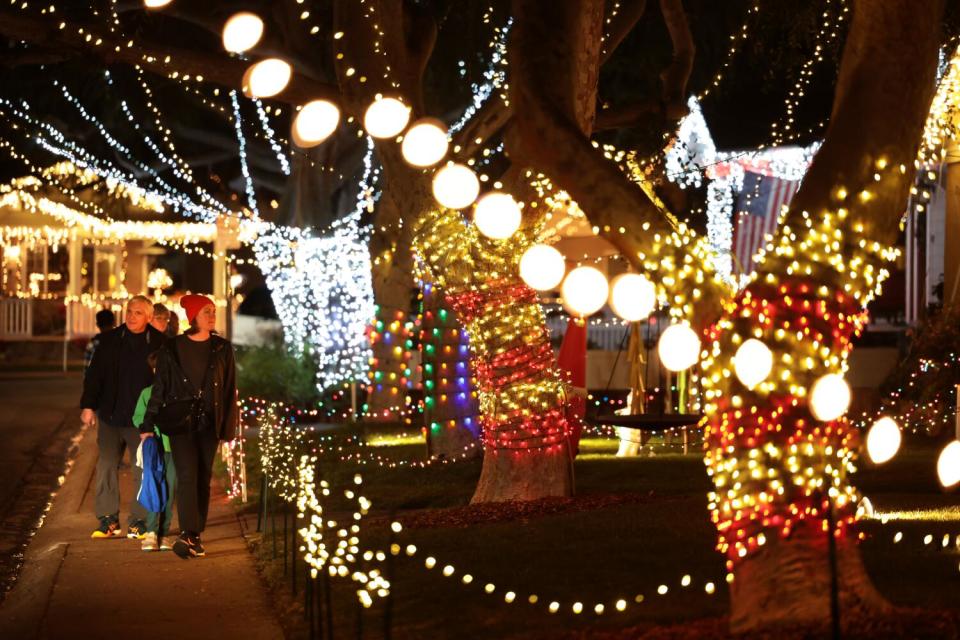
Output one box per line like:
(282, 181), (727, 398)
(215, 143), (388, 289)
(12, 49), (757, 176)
(94, 422), (148, 524)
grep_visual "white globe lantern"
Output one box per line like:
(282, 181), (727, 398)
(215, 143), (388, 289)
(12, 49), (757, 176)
(561, 266), (609, 317)
(937, 440), (960, 488)
(733, 338), (773, 389)
(657, 324), (701, 372)
(144, 0), (172, 8)
(401, 118), (449, 167)
(222, 12), (264, 53)
(243, 58), (292, 98)
(473, 192), (521, 240)
(292, 100), (340, 147)
(519, 244), (565, 291)
(808, 373), (851, 421)
(432, 163), (479, 210)
(609, 273), (656, 322)
(363, 97), (410, 139)
(865, 416), (901, 465)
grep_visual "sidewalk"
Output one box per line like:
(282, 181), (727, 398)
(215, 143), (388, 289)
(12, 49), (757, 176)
(0, 421), (283, 640)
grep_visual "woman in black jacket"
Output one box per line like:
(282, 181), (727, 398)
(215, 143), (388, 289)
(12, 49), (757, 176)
(140, 294), (238, 559)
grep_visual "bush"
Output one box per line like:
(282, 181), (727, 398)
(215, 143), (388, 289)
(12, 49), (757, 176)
(235, 344), (322, 408)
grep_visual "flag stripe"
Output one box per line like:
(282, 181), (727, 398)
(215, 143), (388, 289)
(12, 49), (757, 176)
(733, 173), (800, 275)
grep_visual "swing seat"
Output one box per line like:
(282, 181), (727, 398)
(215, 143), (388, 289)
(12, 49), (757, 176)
(587, 413), (704, 432)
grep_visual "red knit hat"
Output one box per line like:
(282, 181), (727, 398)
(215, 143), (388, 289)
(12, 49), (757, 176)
(180, 294), (215, 323)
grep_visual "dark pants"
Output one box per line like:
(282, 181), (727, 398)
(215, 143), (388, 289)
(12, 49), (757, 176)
(168, 426), (219, 536)
(95, 422), (148, 524)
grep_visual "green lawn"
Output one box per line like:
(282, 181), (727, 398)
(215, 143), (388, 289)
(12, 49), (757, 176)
(236, 431), (960, 639)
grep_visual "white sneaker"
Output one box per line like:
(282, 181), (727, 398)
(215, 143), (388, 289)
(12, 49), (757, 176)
(159, 537), (173, 551)
(141, 532), (158, 551)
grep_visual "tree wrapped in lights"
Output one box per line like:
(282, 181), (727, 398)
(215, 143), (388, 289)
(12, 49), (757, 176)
(506, 0), (943, 632)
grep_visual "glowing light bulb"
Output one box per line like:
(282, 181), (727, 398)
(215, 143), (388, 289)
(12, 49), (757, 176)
(658, 324), (701, 372)
(937, 440), (960, 488)
(519, 244), (565, 291)
(292, 100), (340, 147)
(363, 97), (410, 139)
(222, 12), (264, 53)
(401, 118), (448, 167)
(561, 266), (609, 317)
(609, 273), (656, 321)
(144, 0), (172, 8)
(808, 373), (851, 421)
(473, 192), (521, 240)
(733, 338), (773, 389)
(243, 58), (292, 98)
(432, 163), (479, 210)
(865, 416), (901, 464)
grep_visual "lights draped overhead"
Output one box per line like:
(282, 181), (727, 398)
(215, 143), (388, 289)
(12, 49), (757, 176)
(292, 100), (341, 148)
(937, 440), (960, 488)
(733, 338), (773, 390)
(401, 118), (449, 168)
(243, 58), (292, 98)
(473, 192), (521, 240)
(363, 97), (411, 139)
(223, 12), (265, 53)
(432, 163), (479, 210)
(808, 373), (851, 422)
(519, 244), (565, 291)
(609, 273), (656, 322)
(658, 324), (701, 372)
(865, 417), (901, 465)
(561, 266), (608, 317)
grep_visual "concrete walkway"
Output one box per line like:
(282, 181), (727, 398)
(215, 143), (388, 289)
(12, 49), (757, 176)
(0, 419), (283, 640)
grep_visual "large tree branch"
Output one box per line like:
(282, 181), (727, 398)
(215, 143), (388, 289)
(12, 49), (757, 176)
(453, 0), (647, 159)
(0, 8), (339, 106)
(658, 0), (695, 120)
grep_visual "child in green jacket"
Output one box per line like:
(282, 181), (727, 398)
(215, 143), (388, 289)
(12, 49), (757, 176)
(132, 352), (177, 551)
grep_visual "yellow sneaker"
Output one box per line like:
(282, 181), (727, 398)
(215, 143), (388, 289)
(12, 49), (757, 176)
(91, 517), (121, 538)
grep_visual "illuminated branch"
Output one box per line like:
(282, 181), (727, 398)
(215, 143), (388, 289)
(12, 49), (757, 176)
(0, 8), (338, 106)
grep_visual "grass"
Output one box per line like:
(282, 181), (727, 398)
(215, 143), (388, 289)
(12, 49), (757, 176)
(232, 430), (960, 639)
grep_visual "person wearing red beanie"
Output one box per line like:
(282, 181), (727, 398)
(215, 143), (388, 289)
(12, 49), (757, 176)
(139, 294), (238, 559)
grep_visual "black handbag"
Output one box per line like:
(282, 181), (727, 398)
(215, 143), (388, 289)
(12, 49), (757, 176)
(155, 342), (216, 436)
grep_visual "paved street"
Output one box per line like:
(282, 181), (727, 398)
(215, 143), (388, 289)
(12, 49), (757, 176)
(0, 372), (83, 595)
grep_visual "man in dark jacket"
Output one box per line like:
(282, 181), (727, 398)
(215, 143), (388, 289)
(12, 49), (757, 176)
(81, 295), (165, 539)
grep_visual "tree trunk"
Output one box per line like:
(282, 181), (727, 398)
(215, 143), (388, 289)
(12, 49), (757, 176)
(700, 0), (944, 633)
(420, 286), (481, 459)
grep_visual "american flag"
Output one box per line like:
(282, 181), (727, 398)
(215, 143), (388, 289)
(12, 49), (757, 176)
(732, 172), (800, 274)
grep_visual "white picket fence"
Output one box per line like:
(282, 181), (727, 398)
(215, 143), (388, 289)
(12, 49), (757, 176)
(0, 298), (32, 339)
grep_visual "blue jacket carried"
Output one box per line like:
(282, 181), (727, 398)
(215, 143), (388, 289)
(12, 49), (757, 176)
(137, 436), (167, 513)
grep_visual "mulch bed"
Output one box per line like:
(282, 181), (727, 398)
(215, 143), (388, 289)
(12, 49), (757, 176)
(560, 607), (960, 639)
(397, 491), (675, 529)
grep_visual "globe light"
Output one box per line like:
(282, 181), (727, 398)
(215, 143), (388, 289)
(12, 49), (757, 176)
(222, 12), (264, 53)
(363, 97), (410, 139)
(401, 118), (449, 167)
(865, 416), (901, 464)
(432, 163), (480, 210)
(473, 192), (521, 240)
(733, 338), (774, 389)
(609, 273), (656, 321)
(144, 0), (172, 8)
(937, 440), (960, 488)
(243, 58), (292, 98)
(561, 266), (609, 317)
(808, 373), (851, 421)
(519, 244), (565, 291)
(657, 324), (701, 372)
(292, 100), (340, 147)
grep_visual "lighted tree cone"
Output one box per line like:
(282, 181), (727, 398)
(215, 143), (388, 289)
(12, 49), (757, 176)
(420, 285), (482, 459)
(414, 207), (574, 503)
